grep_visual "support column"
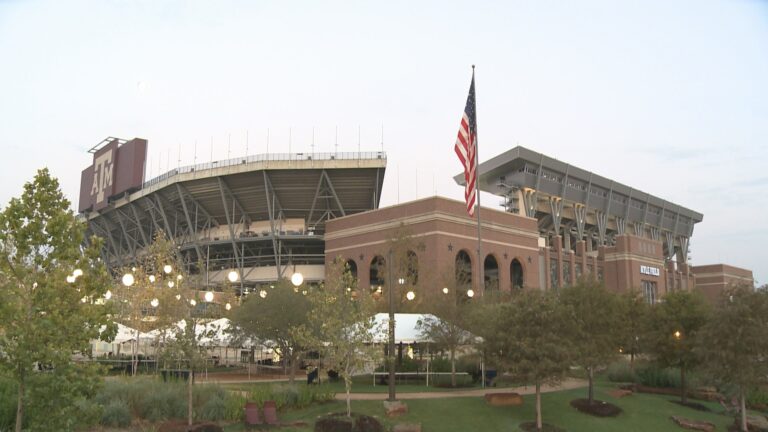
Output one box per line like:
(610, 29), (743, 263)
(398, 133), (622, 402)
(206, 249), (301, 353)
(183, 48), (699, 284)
(596, 211), (608, 246)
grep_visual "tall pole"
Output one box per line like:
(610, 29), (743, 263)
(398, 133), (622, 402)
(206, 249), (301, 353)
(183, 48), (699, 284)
(473, 65), (484, 295)
(387, 249), (396, 402)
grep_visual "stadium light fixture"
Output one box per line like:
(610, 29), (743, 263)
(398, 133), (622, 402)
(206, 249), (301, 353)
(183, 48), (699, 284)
(150, 298), (159, 308)
(442, 287), (449, 294)
(406, 291), (415, 301)
(122, 273), (134, 287)
(163, 264), (173, 274)
(466, 289), (475, 298)
(204, 291), (214, 302)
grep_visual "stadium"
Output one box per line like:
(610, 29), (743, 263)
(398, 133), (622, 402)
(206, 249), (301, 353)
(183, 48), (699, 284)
(79, 137), (753, 306)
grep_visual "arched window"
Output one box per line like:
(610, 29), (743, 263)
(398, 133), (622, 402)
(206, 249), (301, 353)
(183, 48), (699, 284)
(370, 255), (386, 290)
(455, 250), (472, 297)
(345, 259), (358, 280)
(511, 258), (524, 289)
(406, 250), (418, 285)
(484, 255), (499, 292)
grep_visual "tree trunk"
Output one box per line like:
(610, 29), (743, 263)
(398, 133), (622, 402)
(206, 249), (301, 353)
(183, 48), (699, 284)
(680, 366), (687, 404)
(450, 349), (456, 387)
(187, 369), (194, 427)
(740, 387), (748, 432)
(536, 381), (542, 432)
(133, 330), (140, 377)
(288, 353), (297, 384)
(346, 377), (352, 417)
(630, 352), (635, 372)
(15, 372), (24, 432)
(588, 366), (594, 405)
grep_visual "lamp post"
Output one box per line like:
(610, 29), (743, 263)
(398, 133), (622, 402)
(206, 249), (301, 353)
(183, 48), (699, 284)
(387, 250), (396, 402)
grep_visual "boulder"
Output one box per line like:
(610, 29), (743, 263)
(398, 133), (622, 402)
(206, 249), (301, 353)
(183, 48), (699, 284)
(383, 400), (409, 417)
(484, 392), (524, 407)
(608, 389), (633, 398)
(670, 415), (715, 432)
(747, 414), (768, 432)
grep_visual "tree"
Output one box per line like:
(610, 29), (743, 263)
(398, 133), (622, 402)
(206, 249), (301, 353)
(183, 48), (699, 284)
(697, 285), (768, 432)
(477, 290), (573, 432)
(560, 279), (623, 405)
(0, 169), (115, 432)
(229, 278), (312, 383)
(302, 259), (380, 417)
(112, 232), (184, 376)
(416, 274), (474, 387)
(646, 289), (710, 404)
(617, 289), (650, 371)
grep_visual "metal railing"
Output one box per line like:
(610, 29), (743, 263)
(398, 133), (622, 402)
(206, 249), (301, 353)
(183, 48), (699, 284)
(142, 151), (387, 189)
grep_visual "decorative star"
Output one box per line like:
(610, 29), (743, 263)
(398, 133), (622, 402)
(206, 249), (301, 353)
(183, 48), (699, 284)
(359, 254), (364, 261)
(503, 252), (508, 260)
(447, 243), (453, 251)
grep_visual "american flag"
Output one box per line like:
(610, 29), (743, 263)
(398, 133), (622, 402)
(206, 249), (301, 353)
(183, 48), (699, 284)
(454, 72), (477, 216)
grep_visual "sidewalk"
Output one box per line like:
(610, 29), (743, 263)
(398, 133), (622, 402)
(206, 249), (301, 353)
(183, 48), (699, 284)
(335, 378), (587, 400)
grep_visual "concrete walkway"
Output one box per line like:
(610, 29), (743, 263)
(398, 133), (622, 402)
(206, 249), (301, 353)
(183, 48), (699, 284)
(334, 378), (587, 400)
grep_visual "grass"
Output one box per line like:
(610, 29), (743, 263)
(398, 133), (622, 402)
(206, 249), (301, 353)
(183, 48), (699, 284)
(222, 380), (741, 432)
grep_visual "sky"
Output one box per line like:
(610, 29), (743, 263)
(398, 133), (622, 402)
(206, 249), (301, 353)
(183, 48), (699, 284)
(0, 0), (766, 284)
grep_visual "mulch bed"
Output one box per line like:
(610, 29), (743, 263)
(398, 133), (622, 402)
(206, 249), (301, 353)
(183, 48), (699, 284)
(570, 398), (622, 417)
(315, 412), (384, 432)
(519, 421), (566, 432)
(670, 400), (712, 412)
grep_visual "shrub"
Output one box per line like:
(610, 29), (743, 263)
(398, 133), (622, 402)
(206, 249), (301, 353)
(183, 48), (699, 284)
(101, 400), (132, 428)
(200, 395), (229, 421)
(430, 373), (474, 388)
(747, 387), (768, 409)
(248, 383), (335, 410)
(636, 365), (678, 388)
(606, 361), (638, 383)
(96, 377), (243, 422)
(0, 378), (17, 431)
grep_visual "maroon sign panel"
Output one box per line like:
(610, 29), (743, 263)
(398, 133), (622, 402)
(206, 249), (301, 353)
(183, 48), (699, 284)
(78, 138), (148, 213)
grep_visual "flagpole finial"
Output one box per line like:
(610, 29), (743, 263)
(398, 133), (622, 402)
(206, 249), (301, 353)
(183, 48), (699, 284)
(472, 64), (475, 69)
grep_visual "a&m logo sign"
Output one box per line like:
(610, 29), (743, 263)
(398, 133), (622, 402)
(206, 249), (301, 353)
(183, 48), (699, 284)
(91, 148), (115, 205)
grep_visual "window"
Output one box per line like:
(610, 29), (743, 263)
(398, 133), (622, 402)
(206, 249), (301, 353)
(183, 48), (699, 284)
(642, 280), (657, 305)
(511, 259), (524, 289)
(455, 250), (473, 295)
(563, 261), (571, 287)
(484, 255), (499, 292)
(369, 255), (386, 289)
(597, 267), (604, 282)
(575, 262), (582, 280)
(550, 258), (559, 290)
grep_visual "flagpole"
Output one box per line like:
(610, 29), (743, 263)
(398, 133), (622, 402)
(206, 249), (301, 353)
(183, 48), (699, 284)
(472, 64), (484, 296)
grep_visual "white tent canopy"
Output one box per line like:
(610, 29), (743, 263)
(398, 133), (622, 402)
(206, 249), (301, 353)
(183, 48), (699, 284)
(100, 322), (153, 344)
(371, 313), (437, 344)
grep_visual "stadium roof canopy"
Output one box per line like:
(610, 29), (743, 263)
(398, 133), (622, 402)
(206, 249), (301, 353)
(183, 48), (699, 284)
(83, 151), (386, 279)
(455, 146), (702, 259)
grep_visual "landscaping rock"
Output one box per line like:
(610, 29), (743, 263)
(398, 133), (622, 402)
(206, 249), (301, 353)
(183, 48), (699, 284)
(383, 400), (409, 417)
(354, 414), (384, 432)
(670, 415), (715, 432)
(747, 414), (768, 432)
(485, 392), (524, 406)
(393, 423), (422, 432)
(608, 389), (633, 398)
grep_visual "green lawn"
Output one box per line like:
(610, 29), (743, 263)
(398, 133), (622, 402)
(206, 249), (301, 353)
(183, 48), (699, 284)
(223, 381), (741, 432)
